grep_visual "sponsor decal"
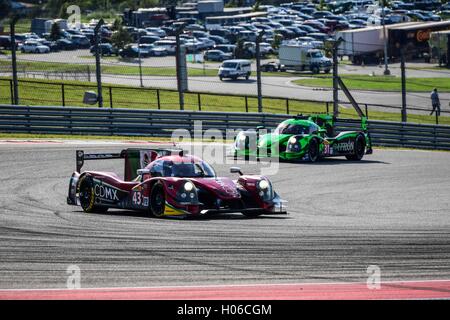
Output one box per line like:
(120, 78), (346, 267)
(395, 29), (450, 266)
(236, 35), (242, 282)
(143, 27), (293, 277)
(216, 179), (239, 196)
(94, 185), (119, 201)
(333, 141), (354, 153)
(416, 29), (431, 42)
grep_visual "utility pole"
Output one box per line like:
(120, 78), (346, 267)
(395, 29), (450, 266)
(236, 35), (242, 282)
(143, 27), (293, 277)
(137, 32), (143, 88)
(381, 1), (390, 75)
(94, 19), (105, 108)
(175, 23), (187, 111)
(400, 48), (407, 122)
(332, 40), (339, 117)
(255, 31), (265, 113)
(10, 16), (19, 105)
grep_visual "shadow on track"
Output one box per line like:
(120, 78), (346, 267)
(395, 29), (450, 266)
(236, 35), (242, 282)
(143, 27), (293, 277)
(70, 210), (289, 221)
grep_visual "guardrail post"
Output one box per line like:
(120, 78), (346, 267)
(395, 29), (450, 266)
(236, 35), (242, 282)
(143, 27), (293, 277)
(365, 104), (368, 119)
(286, 98), (289, 114)
(156, 89), (161, 110)
(436, 112), (439, 125)
(245, 96), (248, 112)
(198, 93), (201, 111)
(109, 86), (113, 108)
(61, 84), (65, 106)
(9, 79), (13, 105)
(326, 101), (329, 114)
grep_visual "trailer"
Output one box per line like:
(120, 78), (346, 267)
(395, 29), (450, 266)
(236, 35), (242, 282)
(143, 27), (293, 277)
(336, 22), (419, 65)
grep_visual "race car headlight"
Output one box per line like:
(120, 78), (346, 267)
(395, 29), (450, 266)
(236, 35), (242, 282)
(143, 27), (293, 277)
(257, 179), (274, 201)
(184, 181), (194, 192)
(258, 180), (269, 190)
(289, 137), (297, 144)
(239, 134), (247, 141)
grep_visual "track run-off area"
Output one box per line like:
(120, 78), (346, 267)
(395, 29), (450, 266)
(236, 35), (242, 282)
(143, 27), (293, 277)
(0, 141), (449, 299)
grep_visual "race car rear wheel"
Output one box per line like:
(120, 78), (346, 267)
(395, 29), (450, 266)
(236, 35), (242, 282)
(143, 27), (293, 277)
(346, 134), (366, 161)
(149, 183), (165, 218)
(78, 175), (108, 214)
(308, 138), (320, 162)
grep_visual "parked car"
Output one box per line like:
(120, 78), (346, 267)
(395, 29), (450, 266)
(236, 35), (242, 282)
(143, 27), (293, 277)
(90, 43), (118, 56)
(153, 40), (177, 55)
(214, 44), (236, 55)
(0, 36), (17, 50)
(119, 45), (150, 58)
(54, 39), (77, 51)
(204, 49), (232, 62)
(209, 35), (229, 45)
(19, 40), (50, 53)
(139, 44), (168, 56)
(70, 35), (91, 49)
(260, 61), (281, 72)
(145, 27), (167, 37)
(139, 35), (161, 44)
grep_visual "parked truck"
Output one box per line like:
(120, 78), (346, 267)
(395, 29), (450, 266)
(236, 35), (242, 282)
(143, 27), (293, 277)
(278, 43), (332, 74)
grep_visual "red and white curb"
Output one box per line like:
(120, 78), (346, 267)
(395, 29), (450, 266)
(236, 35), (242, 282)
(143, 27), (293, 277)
(1, 280), (449, 300)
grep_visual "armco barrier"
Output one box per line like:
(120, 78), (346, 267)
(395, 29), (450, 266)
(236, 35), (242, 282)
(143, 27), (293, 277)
(1, 105), (450, 150)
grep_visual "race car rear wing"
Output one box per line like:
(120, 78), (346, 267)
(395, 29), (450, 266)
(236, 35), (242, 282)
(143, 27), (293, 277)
(75, 148), (186, 181)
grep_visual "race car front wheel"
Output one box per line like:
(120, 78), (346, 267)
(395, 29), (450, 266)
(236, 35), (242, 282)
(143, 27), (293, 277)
(150, 183), (165, 218)
(308, 138), (320, 162)
(346, 134), (366, 161)
(78, 175), (108, 214)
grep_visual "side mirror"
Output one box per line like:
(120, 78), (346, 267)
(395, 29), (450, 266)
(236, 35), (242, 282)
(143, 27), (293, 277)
(230, 167), (243, 175)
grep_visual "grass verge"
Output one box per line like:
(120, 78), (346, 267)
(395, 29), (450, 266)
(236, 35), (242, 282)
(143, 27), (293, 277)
(293, 74), (450, 92)
(0, 77), (326, 114)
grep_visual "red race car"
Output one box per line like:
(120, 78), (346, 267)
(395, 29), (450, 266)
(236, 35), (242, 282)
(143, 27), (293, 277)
(67, 148), (287, 218)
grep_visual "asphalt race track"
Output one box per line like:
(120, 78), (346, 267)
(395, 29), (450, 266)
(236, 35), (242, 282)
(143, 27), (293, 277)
(0, 142), (449, 297)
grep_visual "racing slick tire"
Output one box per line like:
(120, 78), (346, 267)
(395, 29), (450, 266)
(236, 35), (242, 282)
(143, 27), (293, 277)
(78, 175), (109, 214)
(307, 138), (320, 162)
(149, 182), (166, 218)
(346, 134), (366, 161)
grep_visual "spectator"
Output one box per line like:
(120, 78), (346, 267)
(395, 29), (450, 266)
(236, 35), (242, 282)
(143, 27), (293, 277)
(430, 88), (441, 116)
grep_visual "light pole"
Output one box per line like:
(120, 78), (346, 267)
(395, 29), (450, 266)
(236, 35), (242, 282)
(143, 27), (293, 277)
(382, 1), (390, 75)
(137, 32), (143, 88)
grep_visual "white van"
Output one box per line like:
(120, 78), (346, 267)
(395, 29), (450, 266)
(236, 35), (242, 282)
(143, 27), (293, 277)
(218, 59), (252, 81)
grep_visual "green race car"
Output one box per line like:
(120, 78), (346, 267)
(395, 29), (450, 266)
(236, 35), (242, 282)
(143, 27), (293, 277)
(234, 114), (373, 162)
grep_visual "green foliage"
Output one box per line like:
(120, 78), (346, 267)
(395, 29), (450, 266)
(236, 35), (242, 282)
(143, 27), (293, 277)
(271, 33), (282, 50)
(111, 18), (122, 31)
(0, 0), (12, 21)
(110, 26), (132, 50)
(252, 0), (262, 12)
(50, 22), (61, 41)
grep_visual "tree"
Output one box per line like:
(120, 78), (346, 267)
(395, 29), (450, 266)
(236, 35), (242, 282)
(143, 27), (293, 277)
(318, 0), (325, 11)
(50, 22), (61, 41)
(252, 0), (262, 12)
(271, 33), (282, 51)
(0, 0), (12, 21)
(111, 18), (122, 31)
(110, 26), (132, 50)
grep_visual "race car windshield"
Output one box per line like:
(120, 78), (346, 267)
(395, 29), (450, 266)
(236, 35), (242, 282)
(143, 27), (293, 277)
(275, 123), (313, 135)
(154, 160), (216, 178)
